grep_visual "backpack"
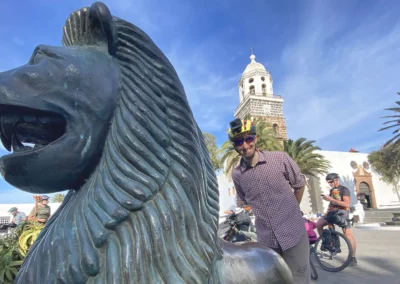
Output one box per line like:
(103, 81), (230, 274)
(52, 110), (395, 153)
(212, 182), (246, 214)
(321, 230), (342, 254)
(326, 210), (348, 228)
(321, 230), (333, 251)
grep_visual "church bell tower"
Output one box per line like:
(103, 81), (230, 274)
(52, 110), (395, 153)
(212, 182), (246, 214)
(234, 53), (287, 141)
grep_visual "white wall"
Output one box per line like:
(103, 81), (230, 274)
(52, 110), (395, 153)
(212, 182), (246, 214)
(314, 150), (399, 210)
(216, 174), (236, 216)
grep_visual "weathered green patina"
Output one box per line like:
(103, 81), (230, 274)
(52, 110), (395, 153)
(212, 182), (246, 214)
(0, 2), (293, 283)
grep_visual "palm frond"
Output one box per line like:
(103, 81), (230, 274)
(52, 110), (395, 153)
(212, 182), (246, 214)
(283, 137), (330, 176)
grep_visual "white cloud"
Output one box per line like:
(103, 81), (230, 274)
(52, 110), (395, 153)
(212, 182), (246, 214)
(279, 3), (400, 145)
(12, 37), (24, 46)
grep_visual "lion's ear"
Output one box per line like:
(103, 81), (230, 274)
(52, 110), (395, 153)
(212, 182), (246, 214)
(88, 2), (118, 55)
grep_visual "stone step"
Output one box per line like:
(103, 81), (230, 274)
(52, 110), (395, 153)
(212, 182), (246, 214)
(363, 209), (400, 224)
(364, 218), (393, 224)
(385, 221), (400, 226)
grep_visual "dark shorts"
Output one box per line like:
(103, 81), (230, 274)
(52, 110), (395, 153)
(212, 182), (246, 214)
(324, 209), (352, 229)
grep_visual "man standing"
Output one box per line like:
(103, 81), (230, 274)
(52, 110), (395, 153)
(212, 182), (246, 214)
(8, 207), (26, 225)
(228, 118), (310, 284)
(316, 173), (357, 266)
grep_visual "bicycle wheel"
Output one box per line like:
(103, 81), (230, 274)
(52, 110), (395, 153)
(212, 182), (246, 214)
(310, 257), (318, 280)
(314, 231), (353, 272)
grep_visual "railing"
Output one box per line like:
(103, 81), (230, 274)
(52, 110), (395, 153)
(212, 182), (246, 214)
(235, 92), (283, 114)
(243, 92), (282, 99)
(0, 216), (10, 224)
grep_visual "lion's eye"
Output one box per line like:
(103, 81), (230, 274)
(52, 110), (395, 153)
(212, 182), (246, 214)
(29, 51), (46, 65)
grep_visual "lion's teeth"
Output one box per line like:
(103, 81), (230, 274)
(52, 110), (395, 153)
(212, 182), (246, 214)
(0, 132), (11, 151)
(1, 114), (19, 140)
(11, 134), (24, 152)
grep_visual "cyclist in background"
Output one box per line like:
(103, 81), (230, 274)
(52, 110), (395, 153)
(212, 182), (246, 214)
(316, 173), (358, 266)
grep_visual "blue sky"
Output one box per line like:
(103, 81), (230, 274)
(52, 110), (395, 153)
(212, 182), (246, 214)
(0, 0), (399, 203)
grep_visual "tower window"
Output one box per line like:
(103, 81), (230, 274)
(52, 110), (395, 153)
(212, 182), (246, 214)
(262, 84), (266, 95)
(249, 85), (255, 95)
(273, 124), (279, 136)
(249, 78), (254, 83)
(261, 76), (265, 81)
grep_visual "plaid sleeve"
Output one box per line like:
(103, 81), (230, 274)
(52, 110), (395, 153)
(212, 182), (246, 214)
(282, 153), (306, 190)
(233, 176), (247, 207)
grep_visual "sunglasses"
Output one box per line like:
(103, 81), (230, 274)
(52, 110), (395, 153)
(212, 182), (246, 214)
(233, 135), (255, 147)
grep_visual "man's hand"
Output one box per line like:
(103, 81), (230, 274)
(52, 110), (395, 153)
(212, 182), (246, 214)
(322, 195), (333, 202)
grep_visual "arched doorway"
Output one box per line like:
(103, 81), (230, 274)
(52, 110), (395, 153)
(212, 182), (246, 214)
(359, 182), (372, 208)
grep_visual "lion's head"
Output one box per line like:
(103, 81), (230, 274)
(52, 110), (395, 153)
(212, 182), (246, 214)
(0, 2), (221, 283)
(0, 7), (120, 193)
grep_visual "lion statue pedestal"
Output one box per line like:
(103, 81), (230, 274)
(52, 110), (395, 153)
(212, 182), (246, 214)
(0, 2), (292, 283)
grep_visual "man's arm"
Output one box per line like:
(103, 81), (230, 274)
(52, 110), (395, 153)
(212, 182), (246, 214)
(282, 153), (307, 203)
(294, 185), (306, 204)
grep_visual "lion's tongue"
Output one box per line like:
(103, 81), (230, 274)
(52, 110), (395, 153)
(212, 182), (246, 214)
(16, 122), (61, 143)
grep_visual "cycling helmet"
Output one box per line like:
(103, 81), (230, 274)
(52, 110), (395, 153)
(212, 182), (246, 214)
(325, 173), (339, 181)
(227, 118), (256, 140)
(40, 195), (50, 200)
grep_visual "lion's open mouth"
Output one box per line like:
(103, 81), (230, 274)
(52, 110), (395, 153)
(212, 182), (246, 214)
(0, 105), (66, 153)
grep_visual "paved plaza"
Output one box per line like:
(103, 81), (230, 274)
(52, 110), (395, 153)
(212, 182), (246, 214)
(313, 227), (400, 284)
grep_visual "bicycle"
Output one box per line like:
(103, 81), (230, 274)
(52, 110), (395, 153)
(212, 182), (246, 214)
(309, 241), (318, 280)
(218, 210), (257, 243)
(311, 222), (353, 272)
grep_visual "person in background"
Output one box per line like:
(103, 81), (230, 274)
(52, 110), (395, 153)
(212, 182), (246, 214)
(28, 195), (51, 224)
(8, 207), (26, 225)
(316, 173), (358, 266)
(301, 211), (317, 244)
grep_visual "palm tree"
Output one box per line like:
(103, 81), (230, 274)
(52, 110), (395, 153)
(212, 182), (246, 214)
(219, 141), (241, 180)
(380, 92), (400, 146)
(219, 118), (282, 180)
(283, 138), (330, 177)
(51, 193), (65, 203)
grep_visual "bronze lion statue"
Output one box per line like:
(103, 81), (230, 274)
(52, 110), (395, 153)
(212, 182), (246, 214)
(0, 2), (293, 283)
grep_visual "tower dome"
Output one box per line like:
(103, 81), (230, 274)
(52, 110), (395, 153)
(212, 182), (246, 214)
(242, 54), (267, 75)
(238, 52), (273, 102)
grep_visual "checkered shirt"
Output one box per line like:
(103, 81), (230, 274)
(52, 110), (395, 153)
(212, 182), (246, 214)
(232, 151), (307, 251)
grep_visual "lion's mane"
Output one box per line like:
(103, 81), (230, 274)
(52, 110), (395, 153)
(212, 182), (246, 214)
(16, 7), (221, 284)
